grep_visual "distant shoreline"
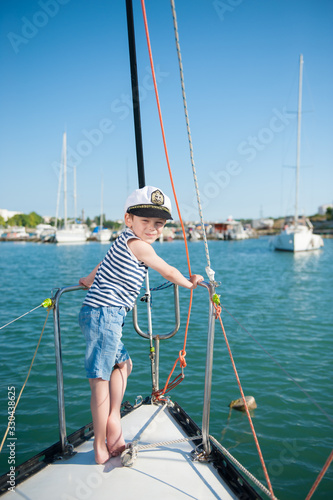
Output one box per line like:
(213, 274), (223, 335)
(1, 231), (332, 243)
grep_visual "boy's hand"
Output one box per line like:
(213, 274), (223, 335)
(79, 276), (93, 288)
(79, 262), (102, 289)
(189, 274), (204, 289)
(128, 239), (203, 290)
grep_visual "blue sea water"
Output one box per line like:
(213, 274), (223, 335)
(0, 237), (332, 499)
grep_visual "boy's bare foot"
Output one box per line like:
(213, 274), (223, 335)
(94, 440), (111, 464)
(107, 414), (126, 456)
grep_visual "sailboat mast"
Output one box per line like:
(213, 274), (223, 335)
(73, 165), (77, 222)
(295, 54), (303, 227)
(63, 132), (68, 230)
(100, 177), (104, 228)
(126, 0), (146, 188)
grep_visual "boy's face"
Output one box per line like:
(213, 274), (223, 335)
(125, 213), (166, 244)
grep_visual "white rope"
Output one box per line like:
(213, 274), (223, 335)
(122, 427), (276, 499)
(209, 435), (278, 499)
(0, 299), (52, 332)
(136, 433), (202, 451)
(121, 433), (202, 467)
(0, 304), (43, 331)
(170, 0), (215, 283)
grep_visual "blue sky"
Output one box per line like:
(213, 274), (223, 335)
(1, 0), (332, 222)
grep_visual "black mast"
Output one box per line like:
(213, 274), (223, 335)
(125, 0), (146, 189)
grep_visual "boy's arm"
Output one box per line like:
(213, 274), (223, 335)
(79, 262), (102, 288)
(128, 240), (203, 289)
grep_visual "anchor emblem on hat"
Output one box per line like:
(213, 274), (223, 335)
(151, 189), (164, 205)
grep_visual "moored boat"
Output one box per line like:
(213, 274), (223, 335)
(94, 226), (113, 243)
(271, 217), (323, 252)
(95, 178), (112, 243)
(271, 55), (324, 253)
(54, 135), (89, 244)
(1, 226), (29, 240)
(214, 219), (249, 240)
(55, 222), (90, 244)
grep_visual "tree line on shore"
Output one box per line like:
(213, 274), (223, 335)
(0, 212), (122, 230)
(1, 208), (332, 230)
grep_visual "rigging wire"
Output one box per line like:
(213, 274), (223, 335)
(137, 2), (331, 497)
(139, 1), (275, 496)
(139, 2), (275, 496)
(0, 299), (53, 332)
(139, 0), (193, 398)
(169, 0), (214, 283)
(139, 0), (191, 272)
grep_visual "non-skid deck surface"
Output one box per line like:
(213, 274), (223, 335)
(4, 403), (238, 499)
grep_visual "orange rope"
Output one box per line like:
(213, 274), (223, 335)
(140, 0), (191, 271)
(213, 302), (275, 499)
(140, 0), (193, 400)
(140, 4), (275, 496)
(138, 8), (330, 493)
(305, 449), (333, 500)
(153, 291), (192, 399)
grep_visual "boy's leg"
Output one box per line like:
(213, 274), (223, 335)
(89, 378), (111, 464)
(107, 358), (132, 456)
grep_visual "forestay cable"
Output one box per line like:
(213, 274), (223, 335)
(170, 0), (214, 283)
(138, 2), (276, 496)
(140, 0), (193, 398)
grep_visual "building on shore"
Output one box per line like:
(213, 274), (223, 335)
(0, 209), (23, 222)
(318, 204), (333, 216)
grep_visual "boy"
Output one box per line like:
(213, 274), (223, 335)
(79, 186), (203, 464)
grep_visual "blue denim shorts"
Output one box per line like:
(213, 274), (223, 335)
(79, 305), (129, 381)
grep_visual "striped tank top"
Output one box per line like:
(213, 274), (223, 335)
(83, 228), (147, 310)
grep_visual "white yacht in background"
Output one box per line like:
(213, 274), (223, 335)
(55, 134), (89, 244)
(1, 226), (29, 240)
(55, 221), (90, 244)
(272, 216), (323, 252)
(35, 224), (53, 239)
(271, 55), (324, 252)
(187, 224), (201, 241)
(228, 221), (249, 240)
(216, 218), (249, 240)
(95, 226), (112, 243)
(95, 178), (112, 243)
(252, 218), (274, 230)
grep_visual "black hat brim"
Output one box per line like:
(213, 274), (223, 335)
(127, 206), (173, 220)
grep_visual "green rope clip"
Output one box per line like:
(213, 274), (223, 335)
(42, 298), (53, 308)
(212, 293), (221, 306)
(150, 347), (155, 353)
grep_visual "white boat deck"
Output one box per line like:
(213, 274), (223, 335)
(4, 403), (240, 500)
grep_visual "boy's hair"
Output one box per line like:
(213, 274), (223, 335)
(124, 186), (173, 220)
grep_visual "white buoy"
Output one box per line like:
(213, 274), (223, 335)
(229, 396), (257, 412)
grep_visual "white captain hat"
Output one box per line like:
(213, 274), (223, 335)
(124, 186), (173, 220)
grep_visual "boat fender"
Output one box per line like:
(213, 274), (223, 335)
(229, 396), (257, 411)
